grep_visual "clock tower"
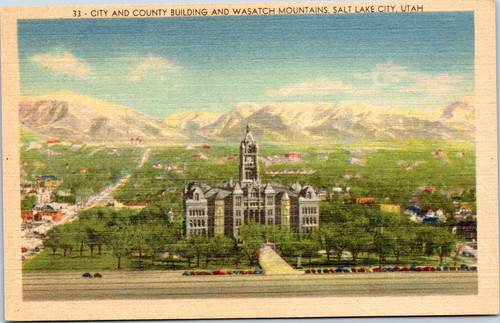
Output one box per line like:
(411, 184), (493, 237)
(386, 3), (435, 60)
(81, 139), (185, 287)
(239, 125), (259, 182)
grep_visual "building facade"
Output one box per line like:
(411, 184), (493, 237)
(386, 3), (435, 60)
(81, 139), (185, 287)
(184, 126), (320, 240)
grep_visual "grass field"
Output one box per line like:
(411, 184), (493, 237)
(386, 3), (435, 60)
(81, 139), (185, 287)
(23, 247), (258, 272)
(23, 270), (478, 301)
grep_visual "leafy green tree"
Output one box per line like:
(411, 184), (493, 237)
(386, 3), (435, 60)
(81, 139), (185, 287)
(187, 234), (208, 268)
(131, 224), (150, 260)
(373, 229), (393, 267)
(44, 225), (75, 257)
(108, 225), (133, 270)
(426, 227), (457, 265)
(344, 220), (373, 264)
(240, 221), (265, 267)
(313, 223), (336, 264)
(300, 237), (320, 267)
(21, 195), (36, 210)
(174, 239), (196, 268)
(211, 234), (236, 265)
(388, 229), (417, 266)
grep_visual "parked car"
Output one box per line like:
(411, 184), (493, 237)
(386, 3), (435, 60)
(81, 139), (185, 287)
(82, 272), (92, 278)
(372, 267), (381, 272)
(182, 270), (191, 276)
(390, 266), (400, 272)
(93, 273), (102, 278)
(460, 264), (470, 270)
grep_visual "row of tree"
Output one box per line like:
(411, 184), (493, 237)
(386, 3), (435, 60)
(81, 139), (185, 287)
(43, 205), (267, 270)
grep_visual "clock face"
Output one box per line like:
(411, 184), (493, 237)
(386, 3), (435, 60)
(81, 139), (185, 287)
(246, 156), (253, 163)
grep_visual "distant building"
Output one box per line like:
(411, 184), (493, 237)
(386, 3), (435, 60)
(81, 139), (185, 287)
(350, 196), (375, 205)
(35, 205), (62, 222)
(184, 126), (320, 240)
(285, 153), (301, 159)
(380, 203), (401, 214)
(21, 210), (34, 221)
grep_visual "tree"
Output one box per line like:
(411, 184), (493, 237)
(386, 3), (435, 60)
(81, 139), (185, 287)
(240, 221), (265, 267)
(174, 239), (196, 268)
(373, 229), (393, 268)
(108, 225), (132, 269)
(131, 224), (150, 261)
(388, 229), (417, 266)
(21, 195), (36, 210)
(344, 220), (373, 264)
(426, 227), (457, 265)
(314, 223), (336, 264)
(211, 235), (236, 265)
(300, 238), (320, 267)
(187, 234), (208, 268)
(44, 225), (75, 257)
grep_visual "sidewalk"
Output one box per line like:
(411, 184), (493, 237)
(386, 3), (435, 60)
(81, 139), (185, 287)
(259, 243), (302, 275)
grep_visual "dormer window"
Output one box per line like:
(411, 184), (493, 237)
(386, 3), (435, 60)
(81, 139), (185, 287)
(307, 192), (312, 199)
(194, 193), (199, 201)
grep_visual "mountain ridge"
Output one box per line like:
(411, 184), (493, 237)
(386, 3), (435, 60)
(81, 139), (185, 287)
(19, 92), (474, 143)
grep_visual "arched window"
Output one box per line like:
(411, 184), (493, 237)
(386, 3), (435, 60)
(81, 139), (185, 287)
(194, 193), (199, 201)
(307, 192), (312, 199)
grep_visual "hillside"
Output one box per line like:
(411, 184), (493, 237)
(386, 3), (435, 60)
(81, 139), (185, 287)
(174, 100), (474, 142)
(19, 92), (474, 144)
(19, 92), (190, 143)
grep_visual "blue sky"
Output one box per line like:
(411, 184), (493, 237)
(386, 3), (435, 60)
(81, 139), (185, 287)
(18, 12), (474, 119)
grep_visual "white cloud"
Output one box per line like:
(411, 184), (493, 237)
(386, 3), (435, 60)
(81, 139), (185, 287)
(357, 60), (462, 95)
(128, 53), (180, 81)
(269, 78), (355, 97)
(31, 51), (94, 78)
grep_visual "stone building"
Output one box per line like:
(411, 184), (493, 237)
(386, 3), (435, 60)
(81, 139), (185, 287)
(184, 126), (320, 240)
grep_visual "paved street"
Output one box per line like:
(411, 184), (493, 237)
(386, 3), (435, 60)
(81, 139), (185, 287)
(23, 271), (478, 301)
(259, 243), (300, 274)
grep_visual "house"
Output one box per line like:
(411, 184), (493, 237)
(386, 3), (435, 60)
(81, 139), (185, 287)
(285, 153), (301, 159)
(349, 156), (368, 166)
(380, 204), (401, 214)
(350, 196), (375, 205)
(168, 207), (177, 221)
(21, 210), (34, 221)
(453, 221), (477, 241)
(35, 205), (62, 222)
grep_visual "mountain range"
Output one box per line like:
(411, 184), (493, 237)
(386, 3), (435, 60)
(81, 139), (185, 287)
(19, 92), (474, 144)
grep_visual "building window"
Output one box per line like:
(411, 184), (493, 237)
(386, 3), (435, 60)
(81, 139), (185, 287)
(307, 192), (312, 199)
(235, 196), (242, 206)
(267, 196), (273, 205)
(194, 193), (199, 201)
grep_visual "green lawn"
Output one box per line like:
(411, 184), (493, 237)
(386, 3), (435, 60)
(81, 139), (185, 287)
(23, 247), (259, 272)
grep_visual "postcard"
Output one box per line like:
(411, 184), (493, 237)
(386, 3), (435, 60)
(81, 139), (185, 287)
(1, 0), (498, 320)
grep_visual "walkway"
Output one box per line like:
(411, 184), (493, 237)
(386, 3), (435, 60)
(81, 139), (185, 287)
(259, 243), (301, 275)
